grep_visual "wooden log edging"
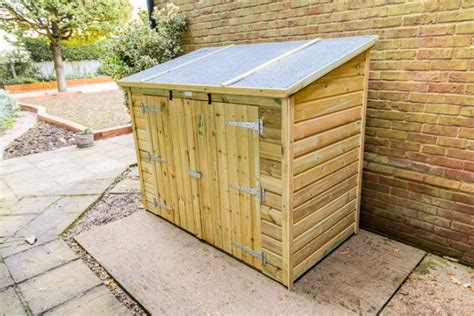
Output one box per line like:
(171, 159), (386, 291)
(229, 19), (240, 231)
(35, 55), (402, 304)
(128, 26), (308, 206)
(6, 76), (113, 94)
(19, 102), (132, 140)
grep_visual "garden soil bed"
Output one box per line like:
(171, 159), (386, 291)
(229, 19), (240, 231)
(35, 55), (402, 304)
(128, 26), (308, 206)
(2, 121), (75, 159)
(63, 167), (147, 315)
(19, 90), (129, 130)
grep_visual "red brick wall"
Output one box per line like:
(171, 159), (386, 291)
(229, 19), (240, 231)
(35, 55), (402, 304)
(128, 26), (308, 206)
(155, 0), (474, 265)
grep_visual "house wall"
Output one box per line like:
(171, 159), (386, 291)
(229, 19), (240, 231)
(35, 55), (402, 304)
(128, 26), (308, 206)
(155, 0), (474, 265)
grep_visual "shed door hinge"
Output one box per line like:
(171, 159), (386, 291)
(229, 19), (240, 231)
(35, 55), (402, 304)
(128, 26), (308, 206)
(233, 242), (267, 265)
(231, 184), (264, 201)
(153, 198), (173, 211)
(226, 117), (264, 135)
(148, 152), (167, 163)
(141, 103), (162, 113)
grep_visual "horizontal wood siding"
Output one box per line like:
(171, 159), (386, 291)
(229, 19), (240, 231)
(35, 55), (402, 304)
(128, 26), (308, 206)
(290, 52), (368, 281)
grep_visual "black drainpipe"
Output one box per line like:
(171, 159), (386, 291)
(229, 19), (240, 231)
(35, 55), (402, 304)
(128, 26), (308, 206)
(146, 0), (156, 29)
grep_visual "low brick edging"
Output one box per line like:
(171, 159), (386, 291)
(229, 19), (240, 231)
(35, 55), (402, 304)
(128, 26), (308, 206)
(19, 102), (132, 140)
(6, 76), (113, 94)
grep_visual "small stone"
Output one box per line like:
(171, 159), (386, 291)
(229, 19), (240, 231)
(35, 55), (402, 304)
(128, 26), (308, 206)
(25, 235), (37, 245)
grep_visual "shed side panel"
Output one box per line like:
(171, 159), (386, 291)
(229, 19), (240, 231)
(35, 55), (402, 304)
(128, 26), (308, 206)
(290, 52), (369, 281)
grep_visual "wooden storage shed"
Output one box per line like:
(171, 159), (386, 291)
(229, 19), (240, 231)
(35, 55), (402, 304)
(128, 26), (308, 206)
(118, 35), (377, 289)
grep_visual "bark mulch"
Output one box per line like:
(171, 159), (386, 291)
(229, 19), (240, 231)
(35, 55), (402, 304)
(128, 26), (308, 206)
(2, 121), (75, 160)
(63, 167), (147, 315)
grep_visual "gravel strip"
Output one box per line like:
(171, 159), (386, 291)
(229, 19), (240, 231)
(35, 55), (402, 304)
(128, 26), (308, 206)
(2, 121), (75, 159)
(63, 167), (147, 315)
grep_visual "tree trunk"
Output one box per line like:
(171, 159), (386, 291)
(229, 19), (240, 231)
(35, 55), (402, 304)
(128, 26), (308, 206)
(50, 42), (67, 92)
(10, 62), (17, 79)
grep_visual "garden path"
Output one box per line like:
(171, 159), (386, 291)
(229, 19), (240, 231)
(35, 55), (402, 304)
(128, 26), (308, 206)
(0, 134), (135, 315)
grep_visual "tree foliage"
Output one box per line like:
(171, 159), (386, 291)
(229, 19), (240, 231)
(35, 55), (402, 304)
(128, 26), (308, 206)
(0, 0), (131, 43)
(100, 4), (187, 80)
(0, 0), (132, 91)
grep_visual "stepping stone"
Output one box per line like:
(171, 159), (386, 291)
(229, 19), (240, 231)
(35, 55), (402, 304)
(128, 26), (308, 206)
(381, 254), (474, 315)
(110, 178), (141, 194)
(18, 259), (101, 315)
(44, 285), (130, 316)
(0, 261), (13, 290)
(0, 287), (26, 315)
(8, 196), (60, 215)
(4, 239), (78, 283)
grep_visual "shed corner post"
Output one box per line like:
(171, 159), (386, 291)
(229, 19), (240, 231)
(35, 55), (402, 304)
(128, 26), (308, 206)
(355, 49), (372, 235)
(281, 96), (295, 290)
(126, 87), (148, 211)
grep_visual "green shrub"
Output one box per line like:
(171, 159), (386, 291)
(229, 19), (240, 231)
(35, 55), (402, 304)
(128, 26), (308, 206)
(100, 4), (187, 80)
(0, 89), (19, 133)
(0, 49), (41, 83)
(21, 37), (107, 62)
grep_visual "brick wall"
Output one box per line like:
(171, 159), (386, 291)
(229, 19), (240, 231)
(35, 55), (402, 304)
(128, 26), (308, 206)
(155, 0), (474, 265)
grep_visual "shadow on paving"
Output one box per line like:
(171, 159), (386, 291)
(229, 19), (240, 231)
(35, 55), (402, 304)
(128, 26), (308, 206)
(75, 211), (426, 314)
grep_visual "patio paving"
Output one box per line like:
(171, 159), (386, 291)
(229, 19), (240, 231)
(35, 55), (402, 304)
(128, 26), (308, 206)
(0, 134), (135, 314)
(74, 211), (426, 315)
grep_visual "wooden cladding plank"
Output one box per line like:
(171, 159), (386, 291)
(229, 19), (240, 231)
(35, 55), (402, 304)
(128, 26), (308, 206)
(293, 161), (359, 207)
(261, 174), (282, 195)
(261, 205), (282, 226)
(293, 106), (362, 140)
(294, 188), (358, 241)
(293, 212), (355, 267)
(262, 220), (282, 241)
(260, 140), (282, 161)
(295, 75), (364, 104)
(294, 134), (360, 175)
(260, 158), (282, 179)
(262, 234), (282, 255)
(293, 223), (355, 280)
(317, 51), (366, 82)
(293, 174), (357, 222)
(294, 121), (361, 158)
(130, 88), (282, 108)
(294, 91), (363, 123)
(294, 148), (359, 192)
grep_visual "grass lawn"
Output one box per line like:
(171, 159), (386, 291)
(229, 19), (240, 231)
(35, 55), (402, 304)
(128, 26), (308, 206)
(20, 90), (130, 130)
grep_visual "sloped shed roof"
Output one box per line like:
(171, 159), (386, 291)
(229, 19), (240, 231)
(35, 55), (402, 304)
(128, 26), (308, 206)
(118, 35), (378, 98)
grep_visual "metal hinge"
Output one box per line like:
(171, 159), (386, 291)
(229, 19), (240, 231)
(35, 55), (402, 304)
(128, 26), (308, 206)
(231, 184), (264, 201)
(141, 103), (162, 113)
(153, 198), (173, 211)
(188, 169), (202, 179)
(226, 117), (264, 135)
(233, 242), (267, 265)
(147, 152), (167, 163)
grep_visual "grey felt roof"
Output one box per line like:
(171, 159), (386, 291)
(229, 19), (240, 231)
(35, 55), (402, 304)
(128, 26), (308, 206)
(119, 35), (378, 97)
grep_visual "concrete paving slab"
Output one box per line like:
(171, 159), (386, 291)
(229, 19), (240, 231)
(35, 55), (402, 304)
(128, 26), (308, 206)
(381, 254), (474, 315)
(0, 287), (26, 315)
(15, 196), (98, 238)
(6, 196), (60, 215)
(0, 215), (35, 237)
(0, 261), (13, 290)
(76, 211), (424, 314)
(45, 285), (130, 316)
(0, 160), (36, 176)
(53, 177), (117, 196)
(18, 259), (101, 315)
(5, 239), (78, 283)
(293, 230), (426, 314)
(110, 178), (141, 194)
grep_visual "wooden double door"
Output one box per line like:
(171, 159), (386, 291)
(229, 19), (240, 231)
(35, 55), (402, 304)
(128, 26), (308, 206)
(142, 95), (263, 269)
